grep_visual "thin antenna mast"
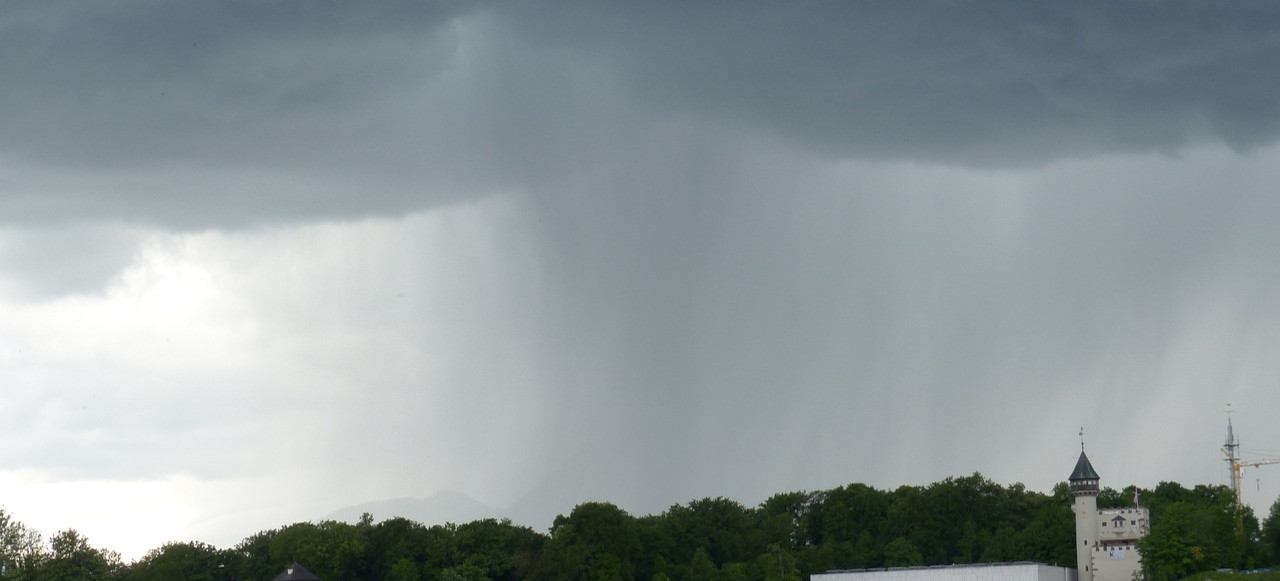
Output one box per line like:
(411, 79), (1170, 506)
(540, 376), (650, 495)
(1225, 405), (1241, 507)
(1219, 405), (1280, 535)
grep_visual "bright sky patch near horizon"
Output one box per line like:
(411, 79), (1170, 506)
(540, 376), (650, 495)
(4, 1), (1280, 561)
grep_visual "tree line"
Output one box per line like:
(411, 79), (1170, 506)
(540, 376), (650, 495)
(2, 474), (1280, 581)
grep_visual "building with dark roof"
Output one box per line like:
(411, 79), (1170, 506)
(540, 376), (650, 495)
(1070, 450), (1147, 581)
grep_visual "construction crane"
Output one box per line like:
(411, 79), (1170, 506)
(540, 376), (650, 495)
(1221, 413), (1280, 533)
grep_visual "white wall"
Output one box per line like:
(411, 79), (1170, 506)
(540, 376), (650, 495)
(814, 563), (1078, 581)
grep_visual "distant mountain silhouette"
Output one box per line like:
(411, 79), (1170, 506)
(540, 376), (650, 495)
(327, 491), (503, 527)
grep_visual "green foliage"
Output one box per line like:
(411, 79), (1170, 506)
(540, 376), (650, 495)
(1178, 570), (1280, 581)
(10, 472), (1280, 581)
(716, 562), (749, 581)
(389, 557), (421, 581)
(442, 563), (490, 581)
(756, 492), (815, 551)
(980, 527), (1017, 563)
(1016, 500), (1075, 566)
(1137, 484), (1247, 581)
(453, 519), (544, 581)
(535, 503), (645, 581)
(122, 541), (223, 581)
(37, 530), (118, 581)
(656, 498), (753, 567)
(249, 521), (367, 581)
(686, 548), (717, 581)
(0, 508), (46, 581)
(1141, 503), (1218, 581)
(882, 538), (923, 567)
(1264, 497), (1280, 566)
(814, 483), (889, 548)
(755, 545), (800, 581)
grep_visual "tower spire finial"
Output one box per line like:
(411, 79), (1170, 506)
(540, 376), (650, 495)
(1080, 426), (1085, 452)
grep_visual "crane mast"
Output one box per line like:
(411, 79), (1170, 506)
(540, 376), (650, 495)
(1220, 414), (1280, 534)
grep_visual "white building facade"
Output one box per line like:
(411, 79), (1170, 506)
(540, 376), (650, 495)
(813, 562), (1077, 581)
(1069, 451), (1148, 581)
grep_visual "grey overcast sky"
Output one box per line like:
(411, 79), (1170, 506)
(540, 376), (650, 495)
(4, 1), (1280, 560)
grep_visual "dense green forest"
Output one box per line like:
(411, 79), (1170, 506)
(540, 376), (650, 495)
(2, 474), (1279, 581)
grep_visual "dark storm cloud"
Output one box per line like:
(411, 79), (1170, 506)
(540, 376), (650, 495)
(2, 0), (476, 166)
(1, 1), (485, 226)
(4, 2), (1280, 228)
(496, 2), (1280, 163)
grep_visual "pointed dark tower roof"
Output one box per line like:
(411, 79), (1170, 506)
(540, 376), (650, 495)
(1070, 451), (1100, 481)
(1068, 451), (1100, 496)
(272, 564), (321, 581)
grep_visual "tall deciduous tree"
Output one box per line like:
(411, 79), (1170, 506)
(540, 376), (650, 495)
(38, 530), (117, 581)
(121, 541), (223, 581)
(1263, 498), (1280, 565)
(881, 538), (923, 568)
(536, 503), (644, 581)
(0, 509), (46, 581)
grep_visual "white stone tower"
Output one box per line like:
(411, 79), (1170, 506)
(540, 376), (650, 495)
(1069, 445), (1147, 581)
(1070, 448), (1101, 581)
